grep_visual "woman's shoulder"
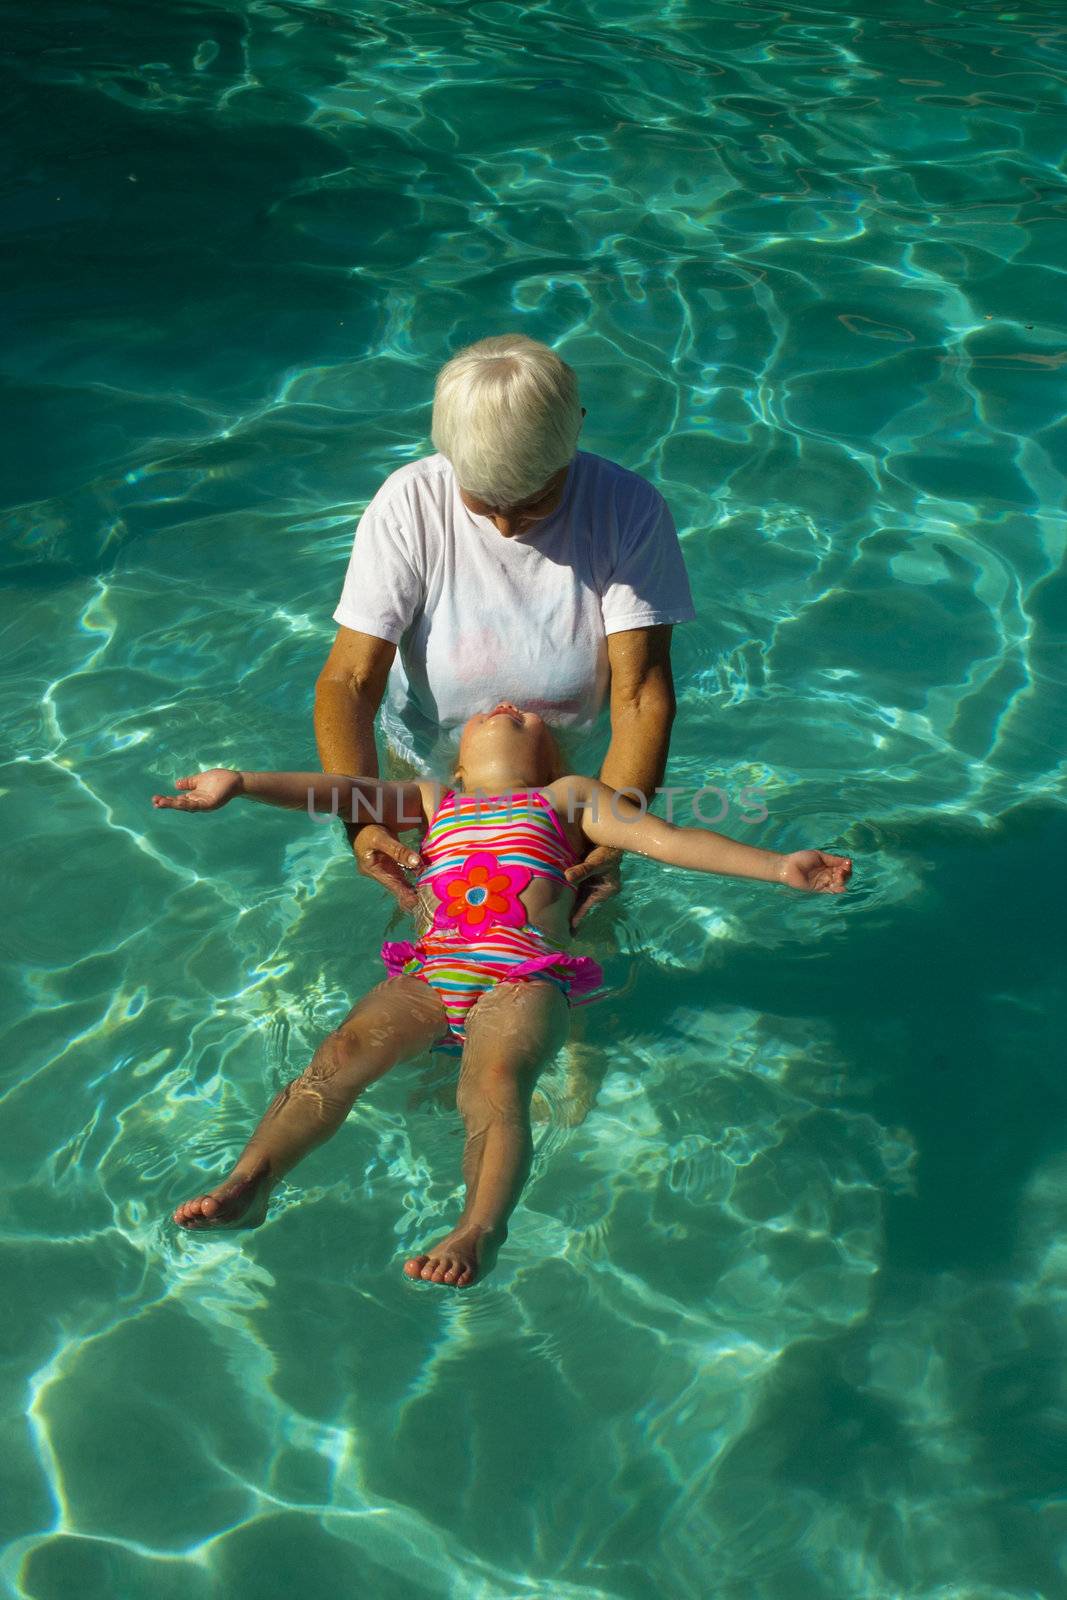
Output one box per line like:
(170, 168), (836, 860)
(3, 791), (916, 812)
(371, 453), (455, 512)
(356, 457), (455, 574)
(575, 451), (659, 492)
(572, 451), (663, 511)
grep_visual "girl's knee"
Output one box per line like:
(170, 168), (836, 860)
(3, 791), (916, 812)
(306, 1024), (390, 1090)
(457, 1056), (536, 1121)
(312, 1027), (361, 1074)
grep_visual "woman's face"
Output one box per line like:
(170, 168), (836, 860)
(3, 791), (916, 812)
(457, 407), (587, 537)
(458, 465), (569, 538)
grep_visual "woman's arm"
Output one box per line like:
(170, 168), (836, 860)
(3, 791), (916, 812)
(152, 768), (428, 831)
(565, 625), (677, 925)
(313, 627), (425, 898)
(566, 777), (851, 893)
(314, 626), (394, 780)
(599, 625), (677, 797)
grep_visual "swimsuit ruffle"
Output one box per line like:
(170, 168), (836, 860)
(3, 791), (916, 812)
(496, 949), (603, 999)
(380, 939), (421, 975)
(380, 938), (603, 1001)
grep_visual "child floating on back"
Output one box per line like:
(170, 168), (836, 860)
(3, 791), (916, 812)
(152, 703), (851, 1287)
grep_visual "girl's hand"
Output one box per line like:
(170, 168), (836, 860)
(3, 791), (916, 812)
(778, 850), (852, 893)
(152, 769), (243, 813)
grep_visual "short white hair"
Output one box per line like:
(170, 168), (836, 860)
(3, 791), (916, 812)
(431, 333), (582, 508)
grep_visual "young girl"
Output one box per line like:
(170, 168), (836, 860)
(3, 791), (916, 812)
(152, 702), (852, 1288)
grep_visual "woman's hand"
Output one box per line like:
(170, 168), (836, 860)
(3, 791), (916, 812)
(152, 769), (243, 812)
(352, 822), (423, 913)
(778, 850), (852, 893)
(565, 845), (623, 931)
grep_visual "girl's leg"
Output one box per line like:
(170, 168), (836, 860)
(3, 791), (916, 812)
(403, 980), (570, 1287)
(174, 975), (447, 1229)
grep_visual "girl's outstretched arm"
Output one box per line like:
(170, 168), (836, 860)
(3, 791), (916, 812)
(151, 768), (431, 833)
(560, 776), (851, 894)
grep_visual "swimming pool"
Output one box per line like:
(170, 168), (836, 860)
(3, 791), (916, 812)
(4, 0), (1067, 1595)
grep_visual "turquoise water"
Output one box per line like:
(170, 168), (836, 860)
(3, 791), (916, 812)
(4, 0), (1067, 1595)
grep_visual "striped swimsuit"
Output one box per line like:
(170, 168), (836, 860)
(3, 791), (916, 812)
(380, 788), (603, 1051)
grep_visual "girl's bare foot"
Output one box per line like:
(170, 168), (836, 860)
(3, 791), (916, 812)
(172, 1161), (273, 1231)
(403, 1222), (501, 1287)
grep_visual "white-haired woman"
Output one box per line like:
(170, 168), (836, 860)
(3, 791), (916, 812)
(315, 333), (695, 926)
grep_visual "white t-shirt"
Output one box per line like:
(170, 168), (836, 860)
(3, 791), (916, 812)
(332, 450), (695, 768)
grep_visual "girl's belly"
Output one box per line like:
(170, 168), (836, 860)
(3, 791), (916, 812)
(413, 878), (573, 946)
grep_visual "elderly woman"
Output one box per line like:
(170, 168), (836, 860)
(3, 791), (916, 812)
(314, 333), (695, 922)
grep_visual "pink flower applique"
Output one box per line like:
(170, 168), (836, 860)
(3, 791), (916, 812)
(432, 852), (530, 939)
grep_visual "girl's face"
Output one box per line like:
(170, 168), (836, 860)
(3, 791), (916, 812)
(456, 703), (561, 783)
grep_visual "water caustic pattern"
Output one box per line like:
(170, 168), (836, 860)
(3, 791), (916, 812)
(2, 0), (1067, 1595)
